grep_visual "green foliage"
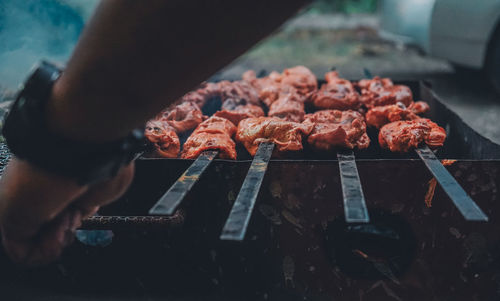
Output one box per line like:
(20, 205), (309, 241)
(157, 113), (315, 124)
(308, 0), (378, 14)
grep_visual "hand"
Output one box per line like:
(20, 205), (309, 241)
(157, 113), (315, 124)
(0, 157), (134, 266)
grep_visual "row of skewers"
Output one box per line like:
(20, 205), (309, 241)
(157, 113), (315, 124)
(145, 66), (446, 159)
(144, 66), (487, 241)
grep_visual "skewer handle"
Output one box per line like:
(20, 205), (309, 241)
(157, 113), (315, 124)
(337, 151), (370, 223)
(415, 145), (488, 221)
(148, 150), (219, 215)
(220, 142), (275, 241)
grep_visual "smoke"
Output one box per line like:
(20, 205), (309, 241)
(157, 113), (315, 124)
(0, 0), (99, 93)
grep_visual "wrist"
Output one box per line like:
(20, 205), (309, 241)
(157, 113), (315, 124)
(3, 61), (144, 185)
(46, 77), (128, 143)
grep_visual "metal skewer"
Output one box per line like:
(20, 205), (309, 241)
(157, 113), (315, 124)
(149, 150), (219, 215)
(337, 150), (370, 223)
(415, 145), (488, 221)
(220, 142), (275, 241)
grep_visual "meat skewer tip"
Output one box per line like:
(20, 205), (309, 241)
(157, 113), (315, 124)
(149, 150), (219, 215)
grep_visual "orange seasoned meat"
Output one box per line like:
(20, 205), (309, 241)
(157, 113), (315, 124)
(259, 84), (298, 108)
(181, 82), (220, 108)
(145, 120), (180, 158)
(309, 71), (361, 110)
(243, 66), (316, 107)
(181, 133), (236, 160)
(213, 82), (265, 125)
(217, 80), (261, 105)
(303, 110), (370, 150)
(358, 76), (413, 108)
(242, 70), (282, 92)
(408, 101), (430, 114)
(161, 102), (205, 133)
(236, 117), (313, 157)
(214, 102), (264, 126)
(378, 119), (446, 152)
(365, 101), (430, 128)
(181, 116), (237, 159)
(268, 92), (306, 122)
(190, 116), (236, 136)
(280, 66), (318, 95)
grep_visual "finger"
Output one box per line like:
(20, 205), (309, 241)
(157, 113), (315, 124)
(2, 209), (81, 266)
(73, 163), (135, 219)
(0, 158), (88, 241)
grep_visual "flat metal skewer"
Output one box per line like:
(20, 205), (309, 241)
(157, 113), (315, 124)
(220, 142), (275, 241)
(149, 150), (219, 215)
(337, 150), (370, 223)
(415, 145), (488, 221)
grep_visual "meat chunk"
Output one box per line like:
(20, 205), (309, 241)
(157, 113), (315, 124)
(236, 117), (313, 157)
(259, 84), (298, 108)
(161, 102), (205, 133)
(309, 71), (361, 110)
(190, 116), (236, 136)
(303, 110), (370, 150)
(181, 116), (237, 159)
(181, 82), (220, 108)
(217, 80), (261, 105)
(181, 133), (236, 160)
(358, 76), (413, 108)
(242, 70), (282, 92)
(242, 66), (316, 108)
(280, 66), (318, 95)
(378, 119), (446, 152)
(145, 120), (180, 158)
(213, 81), (265, 125)
(214, 103), (264, 126)
(268, 92), (306, 122)
(365, 101), (430, 128)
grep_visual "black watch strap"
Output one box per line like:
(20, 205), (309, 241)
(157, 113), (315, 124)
(2, 61), (144, 185)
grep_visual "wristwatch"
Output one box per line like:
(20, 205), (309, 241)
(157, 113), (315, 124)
(2, 61), (145, 185)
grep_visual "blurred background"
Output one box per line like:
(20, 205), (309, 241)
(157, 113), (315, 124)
(0, 0), (499, 144)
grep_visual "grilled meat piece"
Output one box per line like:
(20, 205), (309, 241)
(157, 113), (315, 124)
(181, 82), (220, 108)
(303, 110), (370, 150)
(181, 133), (236, 160)
(190, 116), (236, 136)
(242, 70), (282, 92)
(217, 80), (261, 105)
(181, 116), (237, 159)
(213, 82), (265, 125)
(378, 119), (446, 152)
(358, 76), (413, 108)
(309, 71), (361, 110)
(280, 66), (318, 95)
(259, 84), (298, 108)
(408, 101), (430, 114)
(145, 120), (180, 158)
(268, 92), (306, 122)
(214, 103), (265, 126)
(243, 66), (316, 107)
(236, 117), (313, 157)
(366, 101), (430, 128)
(161, 102), (205, 133)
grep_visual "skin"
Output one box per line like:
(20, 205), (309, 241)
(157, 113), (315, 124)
(0, 0), (309, 265)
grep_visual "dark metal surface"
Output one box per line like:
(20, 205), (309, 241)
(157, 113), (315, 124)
(220, 142), (275, 241)
(81, 211), (185, 230)
(148, 150), (218, 215)
(337, 150), (370, 223)
(416, 145), (489, 221)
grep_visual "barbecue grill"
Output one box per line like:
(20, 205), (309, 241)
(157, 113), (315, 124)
(0, 80), (499, 300)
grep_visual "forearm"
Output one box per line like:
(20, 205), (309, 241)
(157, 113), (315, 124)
(47, 0), (310, 142)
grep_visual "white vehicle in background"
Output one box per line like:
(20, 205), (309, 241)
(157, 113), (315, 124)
(379, 0), (500, 91)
